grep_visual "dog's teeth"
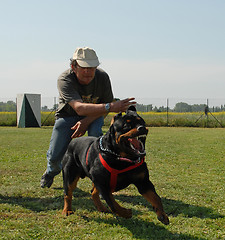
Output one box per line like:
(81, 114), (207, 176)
(138, 134), (146, 138)
(130, 143), (136, 150)
(129, 139), (145, 153)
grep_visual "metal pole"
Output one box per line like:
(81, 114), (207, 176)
(206, 99), (209, 127)
(54, 97), (56, 110)
(167, 98), (169, 127)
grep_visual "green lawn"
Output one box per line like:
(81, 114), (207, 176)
(0, 127), (224, 239)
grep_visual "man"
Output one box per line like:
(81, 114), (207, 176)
(40, 47), (135, 188)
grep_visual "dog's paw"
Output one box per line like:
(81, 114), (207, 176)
(116, 208), (132, 219)
(62, 209), (74, 216)
(157, 213), (169, 225)
(97, 205), (110, 213)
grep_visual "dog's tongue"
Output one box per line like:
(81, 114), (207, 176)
(128, 138), (141, 150)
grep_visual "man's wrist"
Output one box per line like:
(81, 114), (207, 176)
(104, 103), (111, 113)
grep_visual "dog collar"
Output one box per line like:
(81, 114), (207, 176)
(99, 136), (143, 164)
(99, 136), (119, 157)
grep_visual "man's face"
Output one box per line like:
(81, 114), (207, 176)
(72, 64), (96, 85)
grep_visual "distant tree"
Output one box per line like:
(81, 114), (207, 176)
(213, 106), (223, 112)
(52, 104), (59, 110)
(0, 101), (16, 112)
(191, 104), (206, 112)
(136, 103), (153, 112)
(153, 106), (158, 112)
(146, 104), (153, 112)
(41, 106), (49, 111)
(221, 105), (225, 111)
(158, 106), (167, 112)
(174, 102), (192, 112)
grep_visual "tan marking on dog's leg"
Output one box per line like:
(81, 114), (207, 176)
(109, 193), (132, 219)
(62, 177), (80, 216)
(142, 190), (169, 225)
(91, 184), (109, 213)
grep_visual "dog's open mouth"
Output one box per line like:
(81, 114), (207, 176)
(126, 134), (146, 157)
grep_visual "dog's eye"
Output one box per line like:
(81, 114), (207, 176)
(124, 123), (130, 128)
(123, 121), (131, 129)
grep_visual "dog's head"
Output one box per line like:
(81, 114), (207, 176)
(107, 106), (148, 162)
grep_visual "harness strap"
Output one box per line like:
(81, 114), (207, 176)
(99, 153), (144, 192)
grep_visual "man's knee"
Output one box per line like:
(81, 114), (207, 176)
(88, 116), (104, 137)
(88, 128), (103, 137)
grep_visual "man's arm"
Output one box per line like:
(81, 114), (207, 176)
(69, 97), (136, 138)
(69, 98), (136, 117)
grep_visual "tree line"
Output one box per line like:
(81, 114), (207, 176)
(0, 100), (224, 113)
(136, 102), (225, 112)
(0, 101), (58, 112)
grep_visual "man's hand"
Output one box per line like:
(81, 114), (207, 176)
(110, 98), (136, 113)
(71, 119), (88, 138)
(71, 115), (101, 138)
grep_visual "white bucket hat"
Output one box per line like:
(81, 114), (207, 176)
(72, 47), (100, 67)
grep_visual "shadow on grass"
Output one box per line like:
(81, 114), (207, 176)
(0, 194), (62, 212)
(1, 194), (208, 240)
(1, 188), (223, 221)
(1, 189), (223, 240)
(93, 216), (206, 240)
(0, 188), (91, 212)
(114, 194), (224, 220)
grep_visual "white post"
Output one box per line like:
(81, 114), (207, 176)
(17, 93), (41, 128)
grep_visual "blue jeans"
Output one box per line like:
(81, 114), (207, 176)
(46, 116), (104, 177)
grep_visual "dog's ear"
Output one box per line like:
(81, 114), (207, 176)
(114, 112), (122, 120)
(126, 105), (136, 113)
(110, 113), (122, 126)
(109, 123), (115, 135)
(109, 112), (122, 135)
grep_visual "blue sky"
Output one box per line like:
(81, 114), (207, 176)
(1, 0), (225, 106)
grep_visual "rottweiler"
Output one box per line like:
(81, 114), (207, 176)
(62, 106), (169, 225)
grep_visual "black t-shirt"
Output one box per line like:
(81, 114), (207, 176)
(56, 68), (114, 118)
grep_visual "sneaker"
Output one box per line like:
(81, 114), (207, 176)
(40, 171), (54, 188)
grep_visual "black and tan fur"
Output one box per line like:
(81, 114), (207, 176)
(62, 106), (169, 225)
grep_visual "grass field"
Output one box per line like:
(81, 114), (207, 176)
(0, 127), (224, 239)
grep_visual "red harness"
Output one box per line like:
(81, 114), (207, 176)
(99, 153), (144, 192)
(86, 146), (144, 192)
